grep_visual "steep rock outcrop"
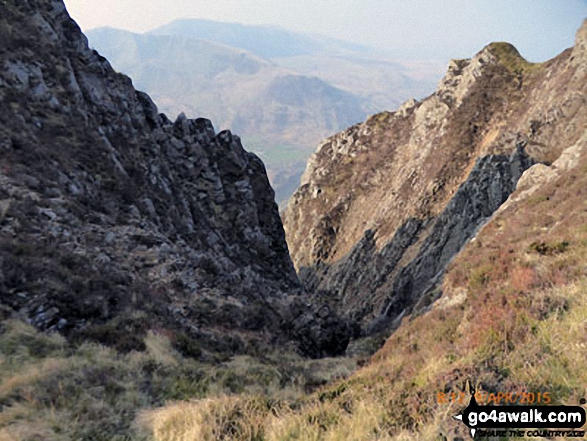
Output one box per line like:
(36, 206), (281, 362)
(0, 0), (345, 356)
(284, 23), (587, 337)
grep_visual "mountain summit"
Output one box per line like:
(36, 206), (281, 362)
(283, 20), (587, 337)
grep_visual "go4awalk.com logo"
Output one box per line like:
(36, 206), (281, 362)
(453, 388), (586, 438)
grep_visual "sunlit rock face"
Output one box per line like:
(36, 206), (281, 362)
(284, 21), (587, 336)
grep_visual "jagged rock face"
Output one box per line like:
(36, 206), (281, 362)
(0, 0), (336, 355)
(284, 21), (587, 335)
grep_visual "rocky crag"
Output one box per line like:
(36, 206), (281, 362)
(138, 22), (587, 440)
(0, 0), (347, 357)
(284, 26), (587, 340)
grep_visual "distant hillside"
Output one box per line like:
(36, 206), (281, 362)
(274, 54), (445, 111)
(148, 19), (373, 59)
(147, 19), (444, 113)
(86, 27), (372, 205)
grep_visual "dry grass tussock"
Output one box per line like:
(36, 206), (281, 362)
(0, 319), (357, 440)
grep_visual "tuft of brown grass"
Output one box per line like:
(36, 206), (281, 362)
(139, 396), (289, 441)
(0, 319), (358, 440)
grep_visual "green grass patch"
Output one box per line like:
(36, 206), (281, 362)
(486, 42), (543, 75)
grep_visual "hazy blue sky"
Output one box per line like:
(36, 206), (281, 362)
(64, 0), (586, 62)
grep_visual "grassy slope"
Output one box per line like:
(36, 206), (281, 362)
(0, 320), (357, 440)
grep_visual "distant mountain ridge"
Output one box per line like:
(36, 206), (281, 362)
(148, 18), (375, 59)
(145, 18), (444, 109)
(86, 26), (369, 137)
(86, 22), (443, 206)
